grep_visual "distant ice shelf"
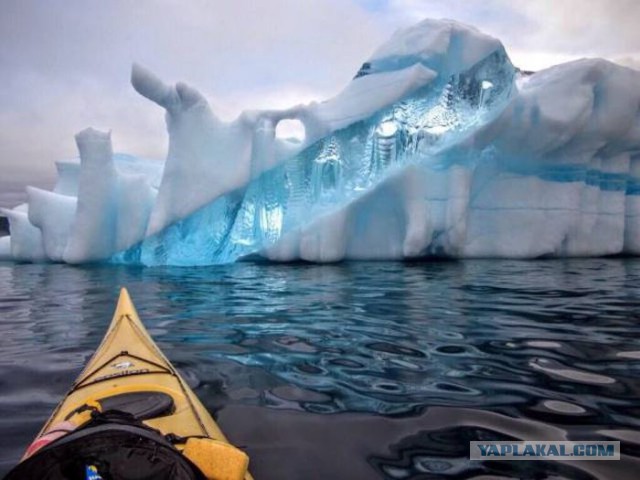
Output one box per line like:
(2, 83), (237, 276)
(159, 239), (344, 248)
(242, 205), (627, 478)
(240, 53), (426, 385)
(1, 18), (640, 265)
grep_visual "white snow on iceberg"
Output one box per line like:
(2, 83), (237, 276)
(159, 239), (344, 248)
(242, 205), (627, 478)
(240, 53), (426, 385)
(1, 19), (640, 265)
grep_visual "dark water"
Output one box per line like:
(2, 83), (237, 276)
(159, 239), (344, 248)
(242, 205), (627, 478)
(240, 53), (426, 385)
(1, 259), (640, 479)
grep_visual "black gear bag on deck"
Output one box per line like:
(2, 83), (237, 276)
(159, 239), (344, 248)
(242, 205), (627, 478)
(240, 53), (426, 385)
(3, 411), (206, 480)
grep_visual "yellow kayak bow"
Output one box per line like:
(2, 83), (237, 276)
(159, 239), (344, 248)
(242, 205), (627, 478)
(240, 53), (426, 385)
(11, 288), (252, 480)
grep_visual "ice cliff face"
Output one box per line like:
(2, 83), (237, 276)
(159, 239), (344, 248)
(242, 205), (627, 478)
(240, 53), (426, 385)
(1, 19), (640, 265)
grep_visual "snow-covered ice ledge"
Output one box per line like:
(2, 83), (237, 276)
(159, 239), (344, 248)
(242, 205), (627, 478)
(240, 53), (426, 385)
(2, 19), (640, 265)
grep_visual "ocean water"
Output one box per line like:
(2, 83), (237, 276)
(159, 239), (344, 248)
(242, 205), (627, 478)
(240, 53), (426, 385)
(1, 259), (640, 479)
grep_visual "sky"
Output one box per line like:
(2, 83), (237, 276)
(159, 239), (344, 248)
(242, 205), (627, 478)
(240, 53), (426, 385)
(1, 0), (639, 208)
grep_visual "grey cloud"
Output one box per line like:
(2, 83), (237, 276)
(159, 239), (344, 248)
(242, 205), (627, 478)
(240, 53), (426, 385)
(614, 55), (640, 71)
(385, 0), (640, 69)
(509, 0), (640, 55)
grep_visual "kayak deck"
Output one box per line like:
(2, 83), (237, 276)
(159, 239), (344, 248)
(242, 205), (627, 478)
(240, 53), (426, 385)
(32, 288), (253, 479)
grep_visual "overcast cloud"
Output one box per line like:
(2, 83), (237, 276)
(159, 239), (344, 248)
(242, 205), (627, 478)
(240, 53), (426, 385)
(1, 0), (639, 207)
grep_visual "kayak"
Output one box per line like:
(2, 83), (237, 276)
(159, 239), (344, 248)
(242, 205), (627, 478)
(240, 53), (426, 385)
(5, 288), (252, 480)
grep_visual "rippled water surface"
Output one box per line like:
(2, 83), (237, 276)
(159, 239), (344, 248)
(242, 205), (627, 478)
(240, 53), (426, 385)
(1, 259), (640, 479)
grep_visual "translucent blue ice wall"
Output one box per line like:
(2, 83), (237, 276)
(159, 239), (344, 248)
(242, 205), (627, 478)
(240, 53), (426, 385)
(113, 49), (516, 266)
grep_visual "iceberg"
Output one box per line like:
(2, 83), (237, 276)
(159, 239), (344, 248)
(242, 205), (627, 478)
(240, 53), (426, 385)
(1, 19), (640, 265)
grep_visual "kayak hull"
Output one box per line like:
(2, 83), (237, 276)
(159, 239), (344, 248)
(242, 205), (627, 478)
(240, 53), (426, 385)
(17, 288), (252, 480)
